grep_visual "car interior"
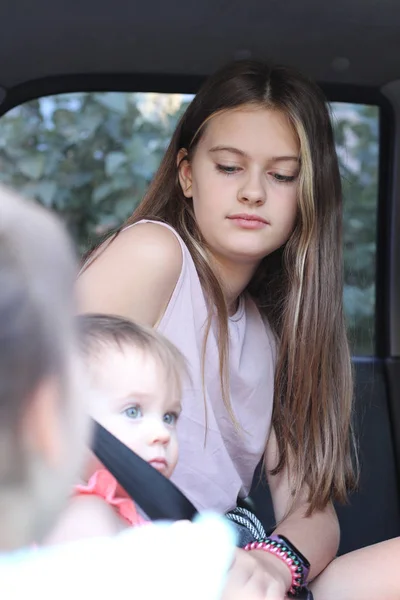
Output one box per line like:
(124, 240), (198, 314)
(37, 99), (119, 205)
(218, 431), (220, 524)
(0, 0), (399, 558)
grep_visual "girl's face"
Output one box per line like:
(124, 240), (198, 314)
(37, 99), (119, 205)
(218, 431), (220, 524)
(178, 107), (300, 271)
(88, 345), (181, 482)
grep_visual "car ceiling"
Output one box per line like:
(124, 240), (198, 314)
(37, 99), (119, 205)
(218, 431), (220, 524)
(0, 0), (400, 96)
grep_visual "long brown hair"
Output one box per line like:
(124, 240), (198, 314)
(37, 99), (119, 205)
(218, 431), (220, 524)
(85, 60), (357, 513)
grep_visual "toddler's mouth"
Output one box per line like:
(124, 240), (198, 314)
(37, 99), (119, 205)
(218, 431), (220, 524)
(148, 458), (168, 473)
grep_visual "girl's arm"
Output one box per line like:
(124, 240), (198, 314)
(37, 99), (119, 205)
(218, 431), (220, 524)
(310, 536), (400, 600)
(265, 427), (339, 581)
(221, 428), (339, 600)
(76, 222), (182, 326)
(43, 495), (124, 545)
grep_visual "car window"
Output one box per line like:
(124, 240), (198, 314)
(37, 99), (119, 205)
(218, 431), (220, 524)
(331, 102), (379, 356)
(0, 92), (379, 355)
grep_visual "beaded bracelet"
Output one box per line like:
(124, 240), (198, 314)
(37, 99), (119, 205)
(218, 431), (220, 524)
(243, 535), (310, 597)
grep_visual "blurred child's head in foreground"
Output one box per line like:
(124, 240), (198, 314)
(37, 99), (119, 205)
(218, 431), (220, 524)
(0, 185), (88, 550)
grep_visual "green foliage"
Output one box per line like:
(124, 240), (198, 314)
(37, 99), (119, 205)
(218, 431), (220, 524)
(331, 103), (378, 354)
(0, 94), (378, 355)
(0, 92), (190, 253)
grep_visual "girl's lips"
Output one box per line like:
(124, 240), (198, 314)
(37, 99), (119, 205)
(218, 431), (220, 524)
(227, 214), (269, 229)
(228, 213), (269, 224)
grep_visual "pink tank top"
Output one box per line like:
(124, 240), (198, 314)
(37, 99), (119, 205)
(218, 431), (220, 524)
(132, 221), (276, 513)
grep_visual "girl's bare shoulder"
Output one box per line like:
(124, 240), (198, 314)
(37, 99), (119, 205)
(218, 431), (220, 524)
(77, 222), (183, 326)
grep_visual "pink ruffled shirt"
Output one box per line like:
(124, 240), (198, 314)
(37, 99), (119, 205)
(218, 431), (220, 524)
(75, 470), (147, 527)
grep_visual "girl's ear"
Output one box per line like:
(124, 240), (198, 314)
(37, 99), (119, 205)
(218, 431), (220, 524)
(177, 148), (193, 198)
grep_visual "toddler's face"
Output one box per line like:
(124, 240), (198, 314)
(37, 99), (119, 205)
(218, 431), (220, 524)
(88, 345), (181, 480)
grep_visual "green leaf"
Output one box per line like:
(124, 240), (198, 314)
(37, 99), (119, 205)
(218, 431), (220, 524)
(114, 195), (135, 220)
(52, 109), (75, 128)
(22, 181), (57, 206)
(344, 285), (374, 319)
(92, 175), (133, 204)
(95, 93), (128, 115)
(105, 152), (127, 176)
(78, 111), (103, 138)
(18, 154), (46, 179)
(62, 172), (93, 189)
(92, 181), (116, 204)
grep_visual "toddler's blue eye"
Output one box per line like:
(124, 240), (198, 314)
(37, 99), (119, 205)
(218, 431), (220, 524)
(124, 405), (142, 419)
(163, 412), (177, 426)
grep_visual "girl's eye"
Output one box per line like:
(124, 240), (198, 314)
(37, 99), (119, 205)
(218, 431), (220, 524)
(272, 173), (297, 183)
(216, 164), (241, 175)
(124, 405), (142, 419)
(163, 412), (178, 426)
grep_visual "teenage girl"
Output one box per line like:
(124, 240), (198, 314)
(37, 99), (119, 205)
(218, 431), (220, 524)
(77, 60), (357, 599)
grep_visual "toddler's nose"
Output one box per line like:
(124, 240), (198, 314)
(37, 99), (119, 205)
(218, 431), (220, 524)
(149, 420), (171, 446)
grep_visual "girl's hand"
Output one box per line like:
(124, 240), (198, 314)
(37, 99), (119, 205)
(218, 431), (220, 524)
(222, 548), (291, 600)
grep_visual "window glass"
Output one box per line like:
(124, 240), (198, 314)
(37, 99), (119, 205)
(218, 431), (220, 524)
(331, 103), (379, 355)
(0, 93), (379, 355)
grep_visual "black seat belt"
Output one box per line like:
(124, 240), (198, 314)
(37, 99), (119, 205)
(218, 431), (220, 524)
(92, 421), (314, 599)
(92, 420), (198, 522)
